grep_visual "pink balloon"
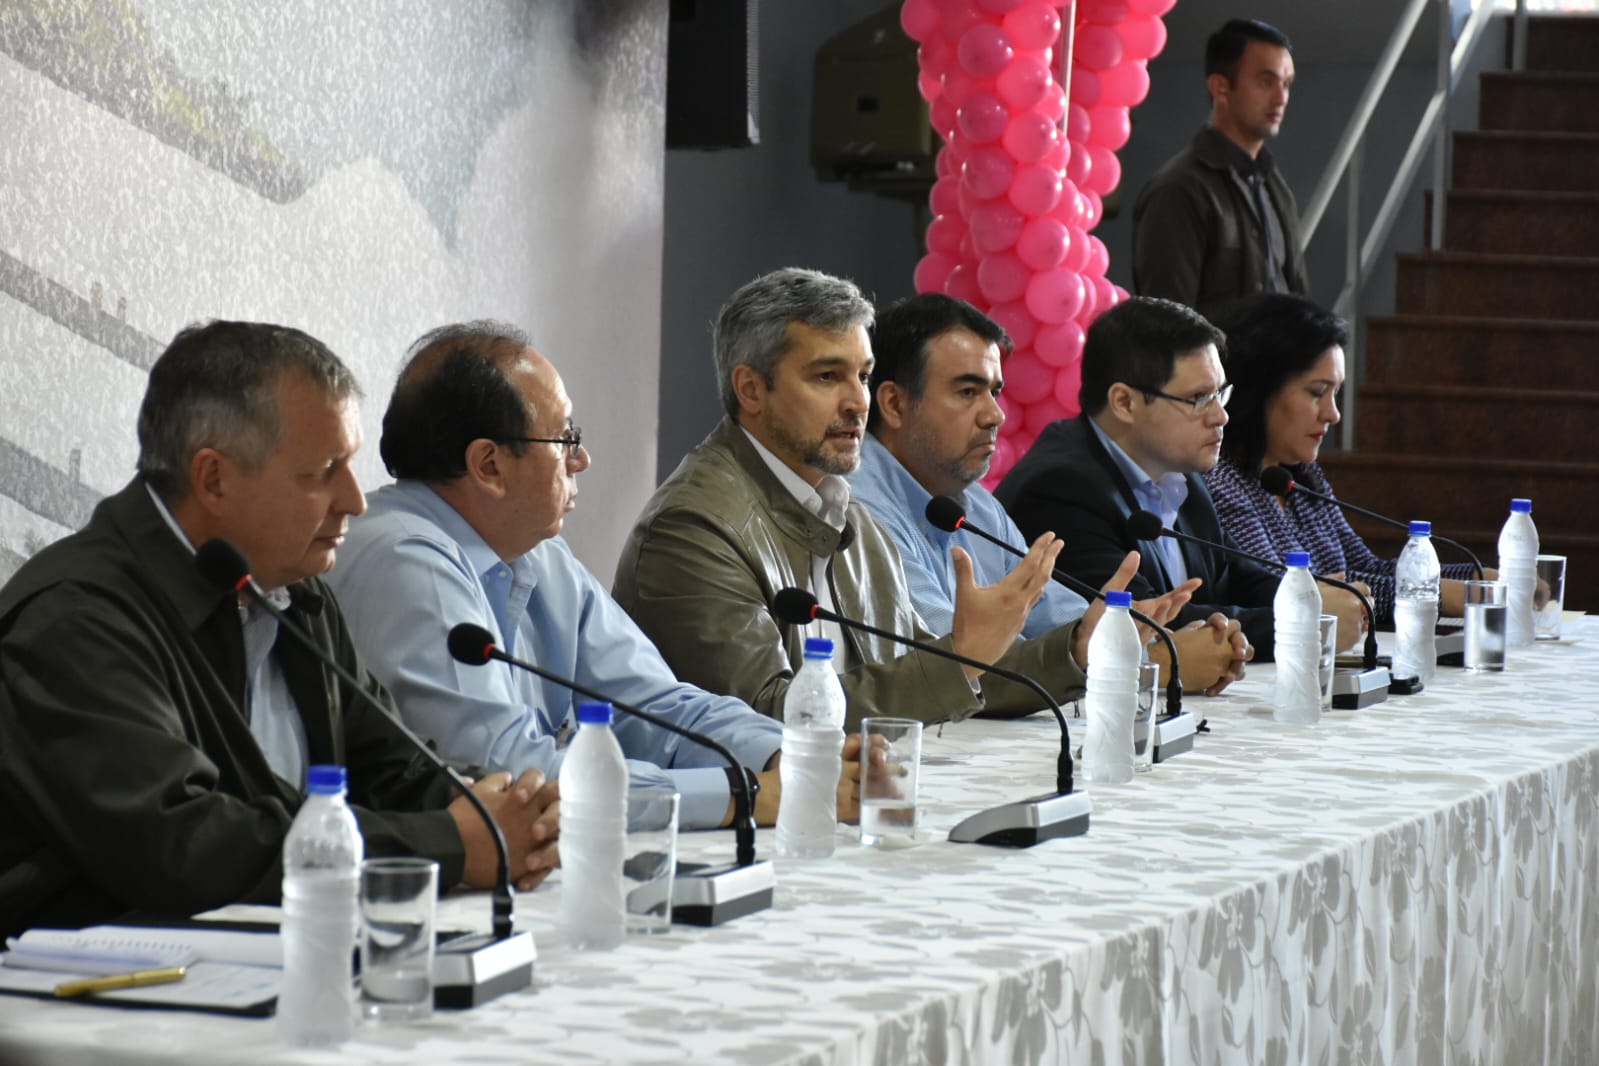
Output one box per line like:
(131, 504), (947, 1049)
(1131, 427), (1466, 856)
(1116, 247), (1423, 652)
(1025, 268), (1086, 324)
(1091, 274), (1119, 312)
(1114, 283), (1130, 302)
(1035, 318), (1085, 366)
(1007, 164), (1063, 216)
(1084, 233), (1110, 276)
(1128, 0), (1177, 14)
(976, 0), (1026, 13)
(996, 54), (1052, 110)
(1017, 216), (1069, 271)
(996, 389), (1024, 433)
(1074, 25), (1123, 71)
(1069, 66), (1101, 107)
(962, 146), (1017, 201)
(1083, 143), (1121, 196)
(1048, 186), (1085, 230)
(941, 65), (987, 108)
(901, 0), (943, 43)
(1065, 101), (1092, 144)
(1065, 139), (1092, 186)
(1051, 370), (1083, 415)
(977, 251), (1030, 303)
(958, 25), (1015, 78)
(1083, 190), (1104, 229)
(1002, 110), (1059, 164)
(930, 97), (958, 139)
(1119, 14), (1167, 61)
(958, 232), (977, 261)
(1040, 136), (1069, 172)
(1001, 3), (1062, 51)
(914, 252), (960, 294)
(930, 175), (961, 215)
(969, 200), (1025, 253)
(943, 2), (987, 40)
(926, 213), (967, 256)
(918, 70), (943, 104)
(1087, 105), (1131, 150)
(958, 92), (1010, 143)
(1099, 59), (1151, 108)
(944, 262), (982, 303)
(919, 36), (953, 78)
(1027, 84), (1061, 124)
(1080, 0), (1130, 22)
(1062, 224), (1091, 271)
(935, 149), (959, 181)
(1003, 349), (1056, 404)
(1025, 396), (1072, 434)
(988, 299), (1039, 350)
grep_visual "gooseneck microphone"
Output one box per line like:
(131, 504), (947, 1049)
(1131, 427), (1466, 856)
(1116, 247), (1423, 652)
(1260, 466), (1485, 579)
(1123, 511), (1384, 673)
(447, 623), (773, 927)
(195, 540), (533, 1007)
(771, 587), (1090, 847)
(924, 495), (1184, 719)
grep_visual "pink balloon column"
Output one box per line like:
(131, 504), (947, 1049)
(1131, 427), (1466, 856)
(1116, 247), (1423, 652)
(904, 0), (1176, 487)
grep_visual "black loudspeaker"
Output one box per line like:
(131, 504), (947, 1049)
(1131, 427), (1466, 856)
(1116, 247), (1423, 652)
(666, 0), (760, 149)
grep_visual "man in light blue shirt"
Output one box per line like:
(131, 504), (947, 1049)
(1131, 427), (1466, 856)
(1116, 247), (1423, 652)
(329, 322), (846, 830)
(857, 293), (1245, 694)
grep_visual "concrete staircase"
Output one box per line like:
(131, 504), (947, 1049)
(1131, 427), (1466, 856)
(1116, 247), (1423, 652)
(1321, 15), (1599, 609)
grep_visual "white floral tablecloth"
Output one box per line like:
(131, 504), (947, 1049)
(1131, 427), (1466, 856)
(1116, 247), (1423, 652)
(2, 623), (1596, 1065)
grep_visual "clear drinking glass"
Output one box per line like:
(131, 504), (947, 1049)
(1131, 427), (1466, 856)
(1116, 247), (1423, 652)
(859, 717), (922, 848)
(1317, 614), (1338, 711)
(1464, 580), (1507, 673)
(359, 857), (438, 1022)
(1534, 555), (1567, 640)
(1132, 662), (1160, 773)
(624, 783), (679, 934)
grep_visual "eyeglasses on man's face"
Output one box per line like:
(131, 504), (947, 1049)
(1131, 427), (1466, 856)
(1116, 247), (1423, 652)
(1132, 383), (1232, 417)
(499, 425), (583, 457)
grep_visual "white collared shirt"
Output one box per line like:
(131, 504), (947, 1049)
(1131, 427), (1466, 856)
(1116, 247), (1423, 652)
(741, 427), (849, 666)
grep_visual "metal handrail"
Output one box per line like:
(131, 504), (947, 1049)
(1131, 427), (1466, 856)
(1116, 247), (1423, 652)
(1298, 0), (1518, 449)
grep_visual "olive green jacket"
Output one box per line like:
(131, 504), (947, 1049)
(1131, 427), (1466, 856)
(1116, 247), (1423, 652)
(613, 420), (1085, 731)
(0, 480), (463, 936)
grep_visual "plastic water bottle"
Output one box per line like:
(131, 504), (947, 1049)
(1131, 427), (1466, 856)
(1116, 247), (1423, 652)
(280, 764), (363, 1048)
(1497, 498), (1540, 648)
(776, 637), (846, 858)
(1394, 521), (1442, 684)
(1083, 590), (1140, 783)
(1272, 551), (1324, 724)
(559, 701), (628, 950)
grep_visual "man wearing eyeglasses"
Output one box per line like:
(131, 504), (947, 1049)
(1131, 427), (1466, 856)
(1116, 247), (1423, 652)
(996, 296), (1362, 661)
(326, 322), (852, 835)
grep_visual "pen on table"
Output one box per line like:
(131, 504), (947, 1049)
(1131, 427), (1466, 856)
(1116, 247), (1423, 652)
(54, 966), (189, 997)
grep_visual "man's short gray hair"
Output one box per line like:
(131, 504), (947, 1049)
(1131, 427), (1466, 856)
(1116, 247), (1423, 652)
(136, 320), (361, 500)
(713, 267), (875, 417)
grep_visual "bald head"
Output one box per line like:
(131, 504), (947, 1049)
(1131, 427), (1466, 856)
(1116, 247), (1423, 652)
(381, 321), (553, 482)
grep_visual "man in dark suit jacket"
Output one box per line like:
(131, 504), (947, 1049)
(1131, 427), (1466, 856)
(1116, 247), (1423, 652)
(996, 297), (1365, 665)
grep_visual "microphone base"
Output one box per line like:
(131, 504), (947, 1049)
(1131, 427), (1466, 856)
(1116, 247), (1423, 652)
(1152, 711), (1197, 762)
(947, 789), (1092, 848)
(1435, 631), (1466, 668)
(671, 859), (776, 926)
(433, 929), (536, 1009)
(1332, 665), (1392, 709)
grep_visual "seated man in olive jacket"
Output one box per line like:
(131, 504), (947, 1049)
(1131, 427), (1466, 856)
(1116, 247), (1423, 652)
(0, 321), (557, 937)
(615, 267), (1142, 730)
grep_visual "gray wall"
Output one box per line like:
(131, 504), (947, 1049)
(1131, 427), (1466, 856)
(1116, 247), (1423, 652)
(657, 0), (1511, 481)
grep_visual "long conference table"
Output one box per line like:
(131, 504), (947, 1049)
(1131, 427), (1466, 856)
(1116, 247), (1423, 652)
(1, 622), (1596, 1065)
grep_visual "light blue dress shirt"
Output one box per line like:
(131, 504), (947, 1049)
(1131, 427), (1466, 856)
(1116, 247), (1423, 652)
(848, 434), (1087, 638)
(327, 481), (783, 829)
(1087, 419), (1191, 586)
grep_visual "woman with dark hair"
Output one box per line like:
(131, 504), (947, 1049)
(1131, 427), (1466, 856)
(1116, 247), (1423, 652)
(1203, 293), (1479, 624)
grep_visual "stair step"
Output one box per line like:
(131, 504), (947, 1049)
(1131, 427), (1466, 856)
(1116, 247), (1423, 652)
(1395, 251), (1599, 321)
(1480, 71), (1599, 133)
(1425, 189), (1599, 256)
(1525, 14), (1599, 73)
(1355, 383), (1598, 462)
(1453, 130), (1599, 192)
(1364, 315), (1599, 389)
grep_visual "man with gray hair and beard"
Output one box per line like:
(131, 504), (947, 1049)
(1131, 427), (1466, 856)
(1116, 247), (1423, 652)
(615, 267), (1130, 729)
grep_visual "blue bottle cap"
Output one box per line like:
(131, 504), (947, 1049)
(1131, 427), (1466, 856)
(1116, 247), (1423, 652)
(577, 701), (613, 725)
(306, 764), (347, 795)
(1284, 550), (1311, 567)
(803, 637), (835, 659)
(1510, 498), (1532, 514)
(1407, 520), (1431, 536)
(1104, 590), (1132, 608)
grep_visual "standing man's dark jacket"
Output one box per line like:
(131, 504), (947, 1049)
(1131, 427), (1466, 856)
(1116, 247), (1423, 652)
(0, 480), (463, 937)
(1131, 126), (1310, 323)
(994, 415), (1281, 659)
